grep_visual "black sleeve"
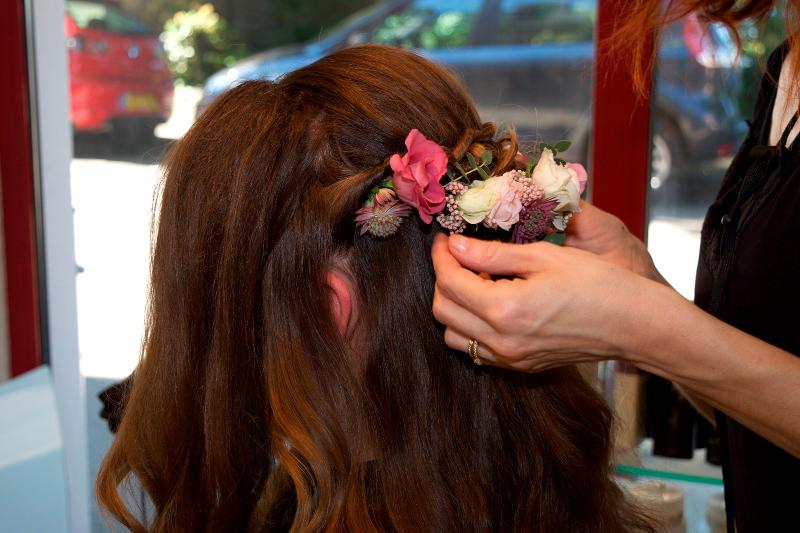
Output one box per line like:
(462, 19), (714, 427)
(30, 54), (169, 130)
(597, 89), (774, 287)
(98, 375), (133, 433)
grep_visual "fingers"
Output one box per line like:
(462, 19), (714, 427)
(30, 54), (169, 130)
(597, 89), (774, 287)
(444, 327), (500, 366)
(431, 234), (503, 312)
(434, 286), (523, 369)
(433, 285), (498, 348)
(447, 234), (552, 277)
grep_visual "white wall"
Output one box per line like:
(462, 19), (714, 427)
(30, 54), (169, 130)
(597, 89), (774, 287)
(29, 0), (89, 531)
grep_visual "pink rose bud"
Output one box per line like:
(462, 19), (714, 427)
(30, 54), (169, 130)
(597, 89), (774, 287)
(566, 163), (588, 194)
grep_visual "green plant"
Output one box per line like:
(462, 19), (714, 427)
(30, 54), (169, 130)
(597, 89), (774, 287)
(737, 1), (788, 119)
(161, 3), (246, 86)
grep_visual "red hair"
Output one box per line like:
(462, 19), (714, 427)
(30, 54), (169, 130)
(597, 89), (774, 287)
(610, 0), (800, 96)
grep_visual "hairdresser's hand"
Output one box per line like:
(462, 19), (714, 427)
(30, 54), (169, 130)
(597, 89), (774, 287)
(431, 234), (672, 372)
(566, 202), (667, 284)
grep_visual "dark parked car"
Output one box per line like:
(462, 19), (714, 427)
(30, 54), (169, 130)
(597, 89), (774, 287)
(199, 0), (746, 189)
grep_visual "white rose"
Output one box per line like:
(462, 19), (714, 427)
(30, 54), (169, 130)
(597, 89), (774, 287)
(531, 148), (582, 213)
(458, 180), (500, 224)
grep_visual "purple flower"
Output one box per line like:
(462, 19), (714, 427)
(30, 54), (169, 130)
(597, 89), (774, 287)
(512, 200), (557, 244)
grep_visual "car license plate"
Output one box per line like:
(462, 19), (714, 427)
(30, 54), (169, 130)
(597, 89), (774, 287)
(120, 93), (159, 112)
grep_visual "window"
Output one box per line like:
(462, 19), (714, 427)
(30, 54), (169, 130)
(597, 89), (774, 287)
(372, 0), (482, 49)
(497, 0), (595, 45)
(66, 1), (152, 35)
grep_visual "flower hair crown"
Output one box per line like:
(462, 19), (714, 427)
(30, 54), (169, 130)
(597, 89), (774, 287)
(355, 129), (587, 244)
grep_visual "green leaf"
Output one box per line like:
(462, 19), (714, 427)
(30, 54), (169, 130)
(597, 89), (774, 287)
(453, 161), (469, 179)
(477, 166), (490, 179)
(466, 152), (478, 169)
(481, 150), (493, 165)
(544, 232), (567, 246)
(554, 140), (571, 152)
(538, 142), (551, 152)
(446, 167), (456, 180)
(526, 160), (535, 176)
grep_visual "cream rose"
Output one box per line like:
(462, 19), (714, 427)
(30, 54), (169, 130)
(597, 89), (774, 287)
(458, 181), (500, 224)
(531, 148), (582, 213)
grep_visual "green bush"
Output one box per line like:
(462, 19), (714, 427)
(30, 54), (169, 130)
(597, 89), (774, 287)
(737, 2), (788, 119)
(161, 3), (247, 86)
(121, 0), (375, 86)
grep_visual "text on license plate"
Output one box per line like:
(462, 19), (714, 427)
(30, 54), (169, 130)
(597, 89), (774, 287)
(120, 93), (159, 112)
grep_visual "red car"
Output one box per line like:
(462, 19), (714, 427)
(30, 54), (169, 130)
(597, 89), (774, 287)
(65, 0), (173, 143)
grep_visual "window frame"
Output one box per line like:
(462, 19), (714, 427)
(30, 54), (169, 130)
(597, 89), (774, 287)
(590, 0), (652, 239)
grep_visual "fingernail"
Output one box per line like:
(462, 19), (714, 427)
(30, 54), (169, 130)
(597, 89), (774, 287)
(449, 234), (467, 253)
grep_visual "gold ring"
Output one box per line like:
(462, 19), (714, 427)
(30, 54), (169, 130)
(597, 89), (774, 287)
(468, 338), (482, 366)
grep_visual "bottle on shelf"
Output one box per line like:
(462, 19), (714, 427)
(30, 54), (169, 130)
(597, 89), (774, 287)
(645, 375), (696, 459)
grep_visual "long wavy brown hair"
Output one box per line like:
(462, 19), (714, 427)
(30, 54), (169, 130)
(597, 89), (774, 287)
(96, 45), (651, 532)
(611, 0), (799, 95)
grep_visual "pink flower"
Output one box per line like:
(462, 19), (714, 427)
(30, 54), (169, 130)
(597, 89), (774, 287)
(374, 187), (397, 206)
(482, 173), (525, 231)
(566, 162), (588, 194)
(390, 129), (447, 224)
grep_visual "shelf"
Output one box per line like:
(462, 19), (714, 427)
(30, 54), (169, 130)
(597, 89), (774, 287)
(615, 438), (723, 486)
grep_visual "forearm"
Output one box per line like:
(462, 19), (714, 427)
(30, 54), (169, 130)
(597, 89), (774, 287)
(627, 283), (800, 457)
(675, 384), (716, 425)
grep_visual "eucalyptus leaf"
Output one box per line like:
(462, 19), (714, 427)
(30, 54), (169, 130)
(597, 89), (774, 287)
(481, 150), (493, 165)
(446, 168), (456, 180)
(477, 166), (490, 179)
(453, 161), (469, 179)
(466, 152), (478, 170)
(554, 140), (571, 152)
(544, 232), (567, 246)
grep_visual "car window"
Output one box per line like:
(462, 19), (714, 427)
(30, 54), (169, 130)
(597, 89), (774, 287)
(497, 0), (595, 45)
(315, 1), (386, 44)
(66, 0), (152, 35)
(371, 0), (483, 49)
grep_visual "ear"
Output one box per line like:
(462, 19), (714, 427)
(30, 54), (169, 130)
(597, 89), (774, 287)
(326, 270), (355, 337)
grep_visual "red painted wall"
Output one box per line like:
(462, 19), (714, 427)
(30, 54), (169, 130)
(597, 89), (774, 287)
(592, 0), (654, 239)
(0, 0), (43, 376)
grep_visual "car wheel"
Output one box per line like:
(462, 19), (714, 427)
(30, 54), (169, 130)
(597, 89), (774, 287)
(649, 119), (685, 192)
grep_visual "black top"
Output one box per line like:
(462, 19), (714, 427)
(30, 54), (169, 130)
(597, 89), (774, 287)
(695, 43), (800, 532)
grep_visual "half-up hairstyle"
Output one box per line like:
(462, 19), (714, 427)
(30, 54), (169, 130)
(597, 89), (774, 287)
(97, 45), (651, 532)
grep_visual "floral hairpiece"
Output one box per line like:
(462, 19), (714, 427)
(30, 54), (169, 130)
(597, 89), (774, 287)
(355, 129), (587, 244)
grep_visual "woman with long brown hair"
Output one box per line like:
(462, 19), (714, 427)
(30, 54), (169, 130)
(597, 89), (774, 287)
(433, 1), (800, 532)
(96, 45), (652, 532)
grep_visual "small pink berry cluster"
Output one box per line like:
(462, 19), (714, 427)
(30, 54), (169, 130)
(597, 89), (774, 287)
(509, 169), (544, 207)
(436, 181), (468, 233)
